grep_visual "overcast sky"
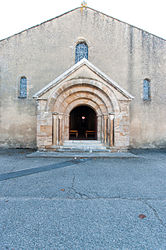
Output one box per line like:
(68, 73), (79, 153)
(0, 0), (166, 40)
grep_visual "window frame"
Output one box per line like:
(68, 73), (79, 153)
(143, 78), (151, 101)
(19, 76), (27, 99)
(75, 42), (88, 63)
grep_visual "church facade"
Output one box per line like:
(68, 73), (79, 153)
(0, 7), (166, 150)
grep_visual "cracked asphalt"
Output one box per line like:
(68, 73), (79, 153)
(0, 149), (166, 249)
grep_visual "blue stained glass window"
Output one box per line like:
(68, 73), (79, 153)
(75, 42), (88, 63)
(143, 79), (151, 101)
(19, 76), (27, 98)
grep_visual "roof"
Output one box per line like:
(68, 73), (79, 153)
(33, 58), (134, 100)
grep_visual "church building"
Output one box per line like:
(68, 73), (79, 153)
(0, 5), (166, 151)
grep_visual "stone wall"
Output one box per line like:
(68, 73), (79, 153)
(0, 7), (166, 148)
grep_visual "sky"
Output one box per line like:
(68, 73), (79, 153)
(0, 0), (166, 41)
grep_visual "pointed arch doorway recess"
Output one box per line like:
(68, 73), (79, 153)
(69, 105), (97, 140)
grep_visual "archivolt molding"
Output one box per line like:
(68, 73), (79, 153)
(60, 94), (108, 115)
(46, 78), (120, 114)
(64, 98), (103, 116)
(52, 90), (110, 114)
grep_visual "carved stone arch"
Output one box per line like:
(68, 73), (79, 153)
(58, 95), (107, 115)
(47, 87), (112, 113)
(46, 79), (119, 114)
(46, 79), (120, 111)
(65, 98), (103, 116)
(52, 90), (110, 115)
(66, 79), (120, 113)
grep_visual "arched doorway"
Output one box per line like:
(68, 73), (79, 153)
(69, 105), (97, 140)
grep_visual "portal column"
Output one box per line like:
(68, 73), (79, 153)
(52, 113), (64, 146)
(52, 113), (59, 146)
(58, 114), (64, 146)
(97, 115), (102, 141)
(64, 115), (70, 140)
(109, 113), (115, 147)
(101, 115), (104, 143)
(104, 115), (108, 145)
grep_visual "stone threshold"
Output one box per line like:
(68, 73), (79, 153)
(26, 151), (138, 158)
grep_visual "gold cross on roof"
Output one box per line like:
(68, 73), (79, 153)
(81, 0), (87, 8)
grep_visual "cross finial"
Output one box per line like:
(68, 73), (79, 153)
(81, 0), (87, 8)
(81, 0), (87, 13)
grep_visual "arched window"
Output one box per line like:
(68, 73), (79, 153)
(75, 42), (88, 63)
(19, 76), (27, 98)
(143, 79), (151, 101)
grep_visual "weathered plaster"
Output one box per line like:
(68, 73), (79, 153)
(0, 7), (165, 148)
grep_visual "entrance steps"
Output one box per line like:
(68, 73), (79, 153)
(54, 140), (110, 152)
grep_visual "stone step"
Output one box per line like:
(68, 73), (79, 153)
(56, 140), (110, 152)
(62, 145), (105, 148)
(61, 145), (106, 148)
(63, 140), (103, 145)
(27, 151), (137, 158)
(63, 140), (101, 143)
(57, 148), (111, 152)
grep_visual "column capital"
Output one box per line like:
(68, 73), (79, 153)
(52, 112), (64, 118)
(109, 113), (115, 120)
(104, 115), (108, 119)
(52, 112), (59, 116)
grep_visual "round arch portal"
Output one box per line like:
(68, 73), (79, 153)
(35, 76), (132, 151)
(69, 105), (97, 140)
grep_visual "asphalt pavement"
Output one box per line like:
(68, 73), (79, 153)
(0, 148), (166, 249)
